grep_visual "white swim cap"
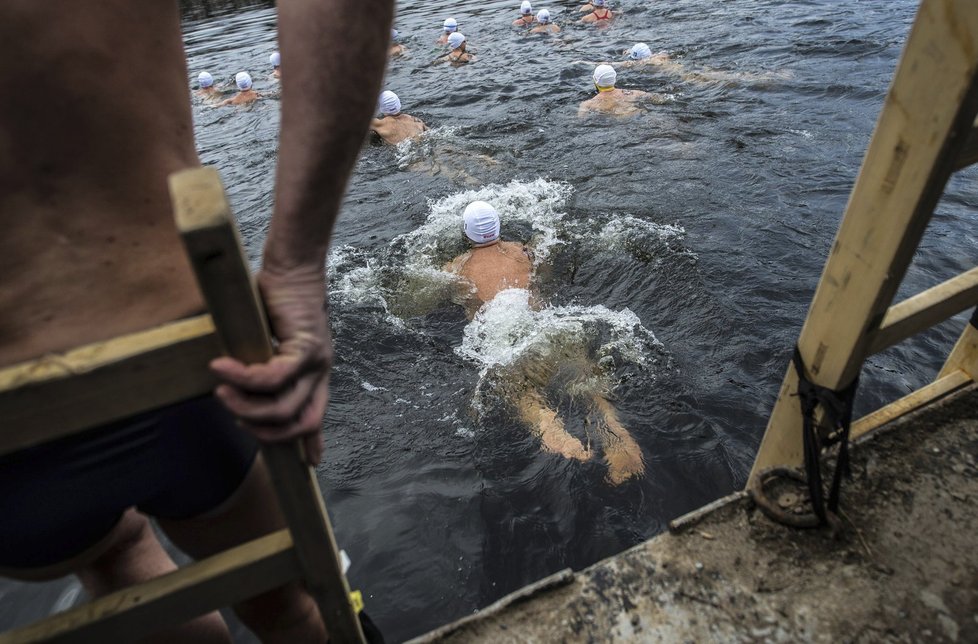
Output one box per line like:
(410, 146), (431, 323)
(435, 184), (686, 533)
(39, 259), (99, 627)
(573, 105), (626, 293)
(269, 51), (281, 67)
(463, 201), (500, 244)
(197, 71), (214, 88)
(443, 18), (458, 32)
(391, 28), (399, 42)
(594, 0), (605, 6)
(520, 0), (533, 14)
(379, 90), (401, 115)
(629, 43), (652, 60)
(447, 32), (466, 49)
(593, 64), (616, 88)
(536, 9), (550, 23)
(235, 71), (253, 91)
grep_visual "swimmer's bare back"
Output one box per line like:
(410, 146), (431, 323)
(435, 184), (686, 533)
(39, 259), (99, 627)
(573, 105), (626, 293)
(446, 241), (532, 313)
(0, 2), (205, 367)
(370, 114), (426, 145)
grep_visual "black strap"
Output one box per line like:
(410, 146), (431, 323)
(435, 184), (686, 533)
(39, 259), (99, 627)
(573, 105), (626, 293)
(791, 347), (859, 525)
(969, 305), (978, 329)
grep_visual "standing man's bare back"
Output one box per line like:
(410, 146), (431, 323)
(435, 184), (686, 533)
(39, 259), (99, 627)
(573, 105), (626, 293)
(0, 3), (206, 366)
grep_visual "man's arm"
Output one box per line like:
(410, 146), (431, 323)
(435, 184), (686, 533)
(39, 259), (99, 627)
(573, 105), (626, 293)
(211, 0), (393, 464)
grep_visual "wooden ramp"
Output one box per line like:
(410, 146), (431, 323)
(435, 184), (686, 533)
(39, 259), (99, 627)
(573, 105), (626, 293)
(748, 0), (978, 502)
(0, 168), (366, 643)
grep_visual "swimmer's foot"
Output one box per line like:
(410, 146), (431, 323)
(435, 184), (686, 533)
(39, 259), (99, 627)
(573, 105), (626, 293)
(592, 396), (645, 485)
(603, 439), (645, 485)
(537, 409), (591, 461)
(518, 392), (592, 462)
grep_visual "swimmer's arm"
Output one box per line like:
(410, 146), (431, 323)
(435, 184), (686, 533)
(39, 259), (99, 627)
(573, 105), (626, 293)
(212, 0), (393, 464)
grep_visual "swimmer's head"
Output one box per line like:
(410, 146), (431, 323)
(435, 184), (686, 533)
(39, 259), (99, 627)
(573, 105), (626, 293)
(378, 90), (401, 116)
(443, 18), (458, 33)
(629, 43), (652, 60)
(463, 201), (501, 245)
(235, 71), (253, 91)
(448, 32), (466, 49)
(520, 0), (533, 15)
(391, 28), (399, 42)
(593, 64), (617, 90)
(593, 0), (606, 6)
(269, 51), (281, 68)
(537, 9), (550, 23)
(197, 71), (214, 88)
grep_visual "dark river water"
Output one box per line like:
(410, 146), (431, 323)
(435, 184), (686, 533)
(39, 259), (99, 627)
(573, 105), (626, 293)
(4, 0), (977, 641)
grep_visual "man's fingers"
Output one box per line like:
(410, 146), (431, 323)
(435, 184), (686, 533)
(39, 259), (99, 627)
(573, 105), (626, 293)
(215, 374), (317, 426)
(210, 345), (323, 394)
(238, 378), (330, 446)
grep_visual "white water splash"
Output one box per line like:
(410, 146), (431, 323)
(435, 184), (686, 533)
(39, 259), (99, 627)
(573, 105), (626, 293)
(458, 288), (663, 376)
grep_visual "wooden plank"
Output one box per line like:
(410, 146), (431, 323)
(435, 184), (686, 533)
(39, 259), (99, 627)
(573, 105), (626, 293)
(169, 167), (366, 643)
(868, 267), (978, 355)
(748, 0), (978, 483)
(0, 530), (298, 644)
(850, 370), (971, 440)
(939, 320), (978, 379)
(0, 316), (219, 457)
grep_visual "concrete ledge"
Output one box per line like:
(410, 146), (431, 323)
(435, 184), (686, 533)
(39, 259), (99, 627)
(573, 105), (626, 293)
(412, 385), (978, 642)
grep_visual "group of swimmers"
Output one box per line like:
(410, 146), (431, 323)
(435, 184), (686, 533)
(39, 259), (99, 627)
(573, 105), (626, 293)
(194, 51), (281, 106)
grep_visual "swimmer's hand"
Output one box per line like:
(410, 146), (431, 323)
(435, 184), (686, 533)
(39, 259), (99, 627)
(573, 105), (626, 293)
(210, 265), (332, 466)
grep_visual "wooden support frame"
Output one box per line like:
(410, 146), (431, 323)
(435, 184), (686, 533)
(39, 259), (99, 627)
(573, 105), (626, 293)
(0, 316), (218, 457)
(749, 0), (978, 483)
(868, 267), (978, 355)
(170, 167), (366, 643)
(170, 168), (366, 642)
(0, 531), (298, 644)
(939, 320), (978, 380)
(850, 370), (971, 440)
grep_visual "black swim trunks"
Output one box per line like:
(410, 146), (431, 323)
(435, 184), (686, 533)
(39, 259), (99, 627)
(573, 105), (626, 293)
(0, 396), (257, 569)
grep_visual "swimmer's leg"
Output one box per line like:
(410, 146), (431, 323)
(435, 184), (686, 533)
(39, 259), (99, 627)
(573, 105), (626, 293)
(157, 455), (326, 644)
(76, 509), (231, 643)
(517, 390), (591, 462)
(591, 396), (645, 485)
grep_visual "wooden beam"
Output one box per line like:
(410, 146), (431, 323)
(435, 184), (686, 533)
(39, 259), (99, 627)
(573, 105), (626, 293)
(0, 530), (298, 644)
(939, 319), (978, 379)
(850, 370), (971, 440)
(749, 0), (978, 483)
(0, 316), (219, 457)
(169, 167), (366, 643)
(868, 267), (978, 355)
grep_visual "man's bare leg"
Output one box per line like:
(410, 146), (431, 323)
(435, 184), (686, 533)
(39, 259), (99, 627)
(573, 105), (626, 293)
(517, 391), (591, 461)
(76, 509), (230, 643)
(157, 455), (326, 644)
(591, 396), (645, 485)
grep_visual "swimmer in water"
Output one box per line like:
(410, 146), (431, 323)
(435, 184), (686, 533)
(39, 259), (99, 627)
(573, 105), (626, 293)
(443, 202), (645, 484)
(443, 32), (473, 64)
(269, 51), (281, 79)
(437, 18), (458, 45)
(194, 71), (222, 101)
(390, 28), (405, 57)
(581, 0), (613, 24)
(370, 90), (426, 144)
(513, 1), (536, 27)
(579, 43), (792, 86)
(578, 65), (664, 117)
(218, 71), (259, 106)
(530, 9), (560, 34)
